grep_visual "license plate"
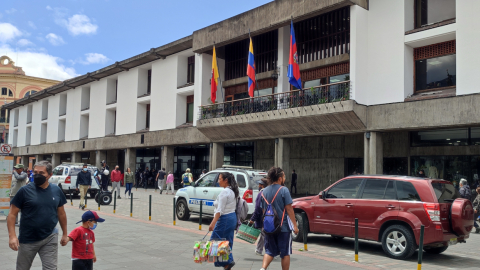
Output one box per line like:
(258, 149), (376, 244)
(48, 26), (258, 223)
(449, 238), (457, 245)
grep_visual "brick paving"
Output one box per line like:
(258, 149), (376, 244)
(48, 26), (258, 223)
(1, 186), (479, 269)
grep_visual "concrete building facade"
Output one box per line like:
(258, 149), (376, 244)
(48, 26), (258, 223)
(4, 0), (479, 193)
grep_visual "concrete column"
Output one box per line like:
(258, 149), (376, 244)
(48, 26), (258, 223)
(52, 153), (61, 167)
(72, 152), (82, 163)
(20, 156), (28, 166)
(161, 146), (174, 175)
(277, 25), (290, 93)
(94, 151), (106, 168)
(364, 132), (383, 175)
(210, 143), (224, 171)
(125, 148), (136, 172)
(274, 138), (290, 183)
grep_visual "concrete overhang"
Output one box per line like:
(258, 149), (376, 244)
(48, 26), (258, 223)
(196, 100), (367, 142)
(3, 36), (193, 111)
(192, 0), (368, 53)
(405, 23), (456, 48)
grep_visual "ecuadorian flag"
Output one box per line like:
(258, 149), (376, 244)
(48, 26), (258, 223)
(247, 38), (256, 97)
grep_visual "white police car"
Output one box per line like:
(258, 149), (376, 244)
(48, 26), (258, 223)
(174, 165), (267, 220)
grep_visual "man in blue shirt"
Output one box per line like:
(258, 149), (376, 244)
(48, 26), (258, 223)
(260, 167), (298, 270)
(7, 160), (69, 270)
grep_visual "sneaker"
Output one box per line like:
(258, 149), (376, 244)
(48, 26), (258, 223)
(81, 205), (85, 210)
(160, 190), (163, 194)
(255, 251), (263, 257)
(118, 196), (121, 199)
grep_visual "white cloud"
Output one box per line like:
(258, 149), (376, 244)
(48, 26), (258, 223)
(17, 39), (34, 47)
(5, 8), (16, 14)
(46, 6), (52, 10)
(27, 21), (36, 29)
(0, 23), (22, 43)
(45, 33), (65, 46)
(0, 44), (78, 81)
(82, 53), (109, 65)
(64, 14), (98, 36)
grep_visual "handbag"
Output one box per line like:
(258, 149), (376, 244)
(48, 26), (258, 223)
(236, 221), (261, 244)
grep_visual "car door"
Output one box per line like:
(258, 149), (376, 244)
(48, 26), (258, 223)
(313, 178), (363, 237)
(50, 166), (64, 185)
(354, 179), (399, 241)
(189, 173), (219, 214)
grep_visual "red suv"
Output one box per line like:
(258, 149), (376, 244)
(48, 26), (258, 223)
(292, 175), (474, 259)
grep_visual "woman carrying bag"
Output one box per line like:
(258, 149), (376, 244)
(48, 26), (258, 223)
(208, 172), (238, 269)
(124, 168), (134, 198)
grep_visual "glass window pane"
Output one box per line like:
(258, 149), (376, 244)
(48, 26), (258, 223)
(197, 173), (217, 187)
(187, 103), (194, 123)
(304, 79), (321, 89)
(327, 179), (363, 199)
(255, 88), (272, 97)
(384, 181), (397, 200)
(411, 128), (468, 147)
(329, 74), (350, 83)
(416, 0), (455, 28)
(415, 54), (456, 91)
(361, 180), (388, 199)
(236, 174), (246, 188)
(396, 181), (421, 201)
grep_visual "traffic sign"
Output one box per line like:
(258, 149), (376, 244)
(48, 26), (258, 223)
(0, 144), (13, 156)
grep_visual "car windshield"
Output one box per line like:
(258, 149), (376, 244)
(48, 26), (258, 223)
(52, 167), (64, 176)
(431, 181), (460, 203)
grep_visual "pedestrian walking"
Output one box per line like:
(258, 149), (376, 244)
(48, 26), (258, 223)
(208, 172), (238, 269)
(124, 168), (134, 198)
(68, 210), (105, 270)
(473, 187), (480, 233)
(250, 178), (268, 256)
(291, 170), (297, 195)
(29, 169), (34, 183)
(7, 160), (69, 270)
(260, 167), (299, 270)
(182, 168), (193, 186)
(76, 164), (92, 210)
(10, 164), (28, 225)
(156, 168), (166, 194)
(459, 178), (471, 200)
(165, 171), (175, 195)
(111, 165), (122, 199)
(99, 161), (110, 192)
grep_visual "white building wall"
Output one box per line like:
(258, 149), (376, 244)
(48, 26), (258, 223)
(30, 101), (42, 145)
(46, 95), (60, 143)
(65, 87), (81, 141)
(116, 69), (140, 135)
(89, 80), (108, 138)
(17, 106), (27, 147)
(193, 53), (212, 127)
(456, 0), (480, 96)
(349, 5), (369, 104)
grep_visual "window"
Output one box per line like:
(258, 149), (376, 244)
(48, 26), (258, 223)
(186, 95), (194, 123)
(24, 90), (37, 98)
(411, 128), (469, 147)
(187, 56), (195, 84)
(9, 90), (13, 97)
(136, 148), (161, 172)
(431, 181), (460, 203)
(197, 173), (218, 187)
(1, 88), (7, 95)
(224, 142), (254, 167)
(415, 54), (455, 91)
(146, 104), (150, 129)
(52, 167), (64, 176)
(236, 174), (246, 188)
(383, 158), (408, 175)
(361, 179), (389, 199)
(415, 0), (456, 28)
(147, 70), (152, 94)
(396, 181), (421, 201)
(326, 179), (363, 199)
(384, 181), (397, 200)
(173, 145), (209, 181)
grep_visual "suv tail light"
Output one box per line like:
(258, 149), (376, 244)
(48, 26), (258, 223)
(243, 189), (253, 203)
(423, 203), (440, 222)
(65, 176), (71, 184)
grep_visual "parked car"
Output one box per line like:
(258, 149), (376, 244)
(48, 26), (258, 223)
(292, 175), (474, 260)
(174, 165), (267, 221)
(52, 163), (100, 198)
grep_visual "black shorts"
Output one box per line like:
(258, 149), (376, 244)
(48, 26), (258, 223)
(72, 259), (93, 270)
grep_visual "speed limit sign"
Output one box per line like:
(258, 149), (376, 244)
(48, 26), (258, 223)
(0, 144), (12, 155)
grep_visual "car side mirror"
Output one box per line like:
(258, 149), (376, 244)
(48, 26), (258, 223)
(321, 190), (326, 200)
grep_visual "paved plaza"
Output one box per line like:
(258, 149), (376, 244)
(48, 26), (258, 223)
(1, 186), (480, 269)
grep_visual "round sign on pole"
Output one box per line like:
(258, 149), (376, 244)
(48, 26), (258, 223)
(0, 144), (12, 154)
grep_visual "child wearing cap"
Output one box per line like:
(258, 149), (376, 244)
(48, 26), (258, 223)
(67, 210), (105, 270)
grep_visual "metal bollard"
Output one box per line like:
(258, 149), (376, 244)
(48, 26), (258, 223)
(173, 197), (176, 226)
(130, 192), (133, 217)
(98, 201), (100, 211)
(355, 218), (359, 262)
(113, 191), (117, 214)
(417, 225), (425, 270)
(199, 200), (203, 230)
(302, 212), (308, 251)
(149, 195), (152, 221)
(69, 187), (73, 206)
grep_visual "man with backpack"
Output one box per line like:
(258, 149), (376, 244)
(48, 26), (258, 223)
(260, 167), (298, 270)
(182, 168), (193, 186)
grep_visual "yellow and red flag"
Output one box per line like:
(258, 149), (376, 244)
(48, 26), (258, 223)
(211, 46), (220, 103)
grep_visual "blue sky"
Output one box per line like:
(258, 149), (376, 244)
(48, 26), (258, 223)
(0, 0), (271, 81)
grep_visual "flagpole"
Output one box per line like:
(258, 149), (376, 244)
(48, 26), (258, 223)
(248, 29), (259, 98)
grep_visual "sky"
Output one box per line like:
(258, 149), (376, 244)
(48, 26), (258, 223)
(0, 0), (271, 81)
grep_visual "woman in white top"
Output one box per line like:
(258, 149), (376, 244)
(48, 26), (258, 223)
(208, 172), (239, 270)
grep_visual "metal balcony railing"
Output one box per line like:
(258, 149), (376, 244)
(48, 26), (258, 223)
(0, 117), (9, 123)
(198, 81), (350, 120)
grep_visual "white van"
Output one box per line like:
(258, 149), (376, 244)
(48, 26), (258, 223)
(53, 163), (100, 198)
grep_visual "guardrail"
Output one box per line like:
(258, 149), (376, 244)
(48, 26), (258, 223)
(198, 81), (350, 120)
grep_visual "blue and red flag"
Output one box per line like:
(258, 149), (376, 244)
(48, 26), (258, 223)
(288, 21), (302, 89)
(247, 38), (256, 97)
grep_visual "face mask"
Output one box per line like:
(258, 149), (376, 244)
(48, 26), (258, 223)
(83, 168), (88, 172)
(88, 221), (97, 230)
(34, 174), (47, 186)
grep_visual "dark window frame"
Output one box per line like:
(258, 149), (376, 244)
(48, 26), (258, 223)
(1, 87), (7, 96)
(414, 0), (456, 29)
(414, 54), (456, 93)
(147, 69), (152, 94)
(187, 56), (195, 84)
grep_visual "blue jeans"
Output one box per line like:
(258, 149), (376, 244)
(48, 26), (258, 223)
(210, 212), (236, 267)
(125, 183), (133, 196)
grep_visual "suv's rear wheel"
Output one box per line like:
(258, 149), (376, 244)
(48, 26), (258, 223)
(292, 212), (308, 242)
(424, 246), (448, 254)
(176, 199), (190, 220)
(381, 225), (416, 260)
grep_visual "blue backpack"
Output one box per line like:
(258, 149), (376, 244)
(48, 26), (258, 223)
(183, 173), (190, 185)
(262, 186), (285, 235)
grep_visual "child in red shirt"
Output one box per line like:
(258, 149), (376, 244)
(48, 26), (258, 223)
(68, 211), (105, 270)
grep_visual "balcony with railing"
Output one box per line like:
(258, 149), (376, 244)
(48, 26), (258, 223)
(0, 117), (9, 123)
(196, 81), (367, 142)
